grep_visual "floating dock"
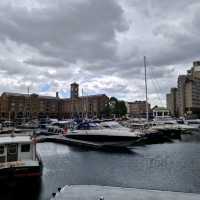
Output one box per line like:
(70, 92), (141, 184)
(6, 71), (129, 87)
(36, 135), (132, 150)
(50, 185), (200, 200)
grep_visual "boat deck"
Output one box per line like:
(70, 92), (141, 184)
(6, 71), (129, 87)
(50, 185), (200, 200)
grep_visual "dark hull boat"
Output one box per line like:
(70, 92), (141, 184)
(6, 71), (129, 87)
(0, 134), (42, 181)
(0, 161), (42, 181)
(66, 132), (138, 143)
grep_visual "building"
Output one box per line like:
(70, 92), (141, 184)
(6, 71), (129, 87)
(177, 75), (187, 117)
(152, 106), (170, 119)
(0, 92), (60, 121)
(166, 93), (171, 112)
(62, 83), (109, 118)
(166, 88), (178, 117)
(167, 61), (200, 117)
(0, 83), (109, 121)
(70, 82), (79, 99)
(126, 101), (151, 118)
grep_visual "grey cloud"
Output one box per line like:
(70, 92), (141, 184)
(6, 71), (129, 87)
(0, 0), (199, 106)
(0, 0), (127, 62)
(24, 57), (65, 67)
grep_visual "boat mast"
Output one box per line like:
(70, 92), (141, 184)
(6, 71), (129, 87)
(82, 88), (84, 119)
(28, 87), (30, 121)
(144, 56), (149, 122)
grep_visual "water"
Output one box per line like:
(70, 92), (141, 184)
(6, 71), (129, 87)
(1, 133), (200, 200)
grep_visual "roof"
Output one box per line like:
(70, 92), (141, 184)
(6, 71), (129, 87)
(0, 135), (32, 145)
(82, 94), (107, 98)
(2, 92), (58, 100)
(2, 92), (29, 97)
(153, 107), (169, 112)
(70, 82), (79, 85)
(63, 94), (107, 101)
(39, 95), (58, 100)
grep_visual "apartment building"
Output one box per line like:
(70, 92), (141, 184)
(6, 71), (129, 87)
(167, 61), (200, 117)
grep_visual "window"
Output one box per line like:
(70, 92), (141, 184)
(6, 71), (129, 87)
(0, 146), (4, 154)
(21, 144), (30, 152)
(8, 144), (17, 154)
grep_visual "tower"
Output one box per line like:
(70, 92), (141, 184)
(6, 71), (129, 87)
(70, 82), (79, 99)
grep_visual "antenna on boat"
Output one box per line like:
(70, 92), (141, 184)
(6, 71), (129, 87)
(144, 56), (149, 122)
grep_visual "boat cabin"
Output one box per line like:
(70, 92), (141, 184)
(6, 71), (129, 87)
(47, 126), (64, 135)
(51, 120), (76, 130)
(0, 135), (36, 165)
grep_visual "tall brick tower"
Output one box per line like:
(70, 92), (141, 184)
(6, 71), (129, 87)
(70, 82), (79, 99)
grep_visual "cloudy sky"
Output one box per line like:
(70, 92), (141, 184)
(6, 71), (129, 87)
(0, 0), (199, 106)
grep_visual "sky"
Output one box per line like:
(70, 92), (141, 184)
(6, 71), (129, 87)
(0, 0), (199, 106)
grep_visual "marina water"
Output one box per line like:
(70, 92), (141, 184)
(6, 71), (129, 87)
(0, 133), (200, 200)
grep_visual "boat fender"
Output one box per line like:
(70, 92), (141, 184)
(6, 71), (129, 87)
(64, 128), (68, 134)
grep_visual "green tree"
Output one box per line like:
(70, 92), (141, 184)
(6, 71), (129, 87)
(101, 103), (111, 118)
(118, 101), (127, 116)
(109, 97), (127, 117)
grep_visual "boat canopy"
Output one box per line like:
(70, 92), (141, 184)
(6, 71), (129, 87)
(0, 135), (32, 145)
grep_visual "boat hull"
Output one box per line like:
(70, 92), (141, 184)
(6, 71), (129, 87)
(0, 164), (42, 181)
(65, 134), (138, 143)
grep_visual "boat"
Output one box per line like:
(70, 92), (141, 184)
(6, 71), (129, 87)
(184, 119), (200, 129)
(0, 133), (42, 181)
(64, 121), (141, 146)
(99, 120), (130, 130)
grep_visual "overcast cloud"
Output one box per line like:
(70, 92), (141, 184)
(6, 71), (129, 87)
(0, 0), (199, 106)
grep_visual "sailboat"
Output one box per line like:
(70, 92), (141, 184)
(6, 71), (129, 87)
(143, 57), (195, 134)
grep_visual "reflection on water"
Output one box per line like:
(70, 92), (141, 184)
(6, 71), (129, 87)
(0, 132), (200, 200)
(0, 179), (42, 200)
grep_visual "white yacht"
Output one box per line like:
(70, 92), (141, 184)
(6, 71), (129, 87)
(64, 121), (141, 146)
(148, 117), (195, 133)
(184, 119), (200, 129)
(0, 134), (42, 181)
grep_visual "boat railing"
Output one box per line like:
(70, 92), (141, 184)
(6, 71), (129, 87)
(0, 132), (33, 138)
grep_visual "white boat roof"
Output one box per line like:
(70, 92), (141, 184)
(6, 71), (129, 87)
(51, 185), (200, 200)
(0, 135), (32, 145)
(69, 129), (140, 137)
(53, 120), (74, 124)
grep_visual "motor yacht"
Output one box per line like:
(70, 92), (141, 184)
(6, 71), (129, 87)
(64, 121), (141, 146)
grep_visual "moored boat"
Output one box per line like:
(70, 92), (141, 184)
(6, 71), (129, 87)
(64, 121), (141, 146)
(0, 133), (42, 181)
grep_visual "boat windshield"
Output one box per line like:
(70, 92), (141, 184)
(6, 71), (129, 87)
(76, 122), (102, 130)
(100, 121), (123, 129)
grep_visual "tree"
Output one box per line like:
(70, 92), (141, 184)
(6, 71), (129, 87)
(101, 102), (111, 118)
(109, 97), (127, 118)
(118, 101), (127, 117)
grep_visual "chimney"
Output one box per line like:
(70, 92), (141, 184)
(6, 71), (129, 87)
(56, 92), (59, 98)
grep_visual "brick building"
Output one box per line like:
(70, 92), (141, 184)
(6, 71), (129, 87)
(126, 101), (151, 118)
(0, 83), (109, 121)
(62, 83), (109, 118)
(0, 92), (60, 121)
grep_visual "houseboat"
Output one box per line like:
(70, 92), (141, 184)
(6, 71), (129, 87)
(0, 134), (42, 181)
